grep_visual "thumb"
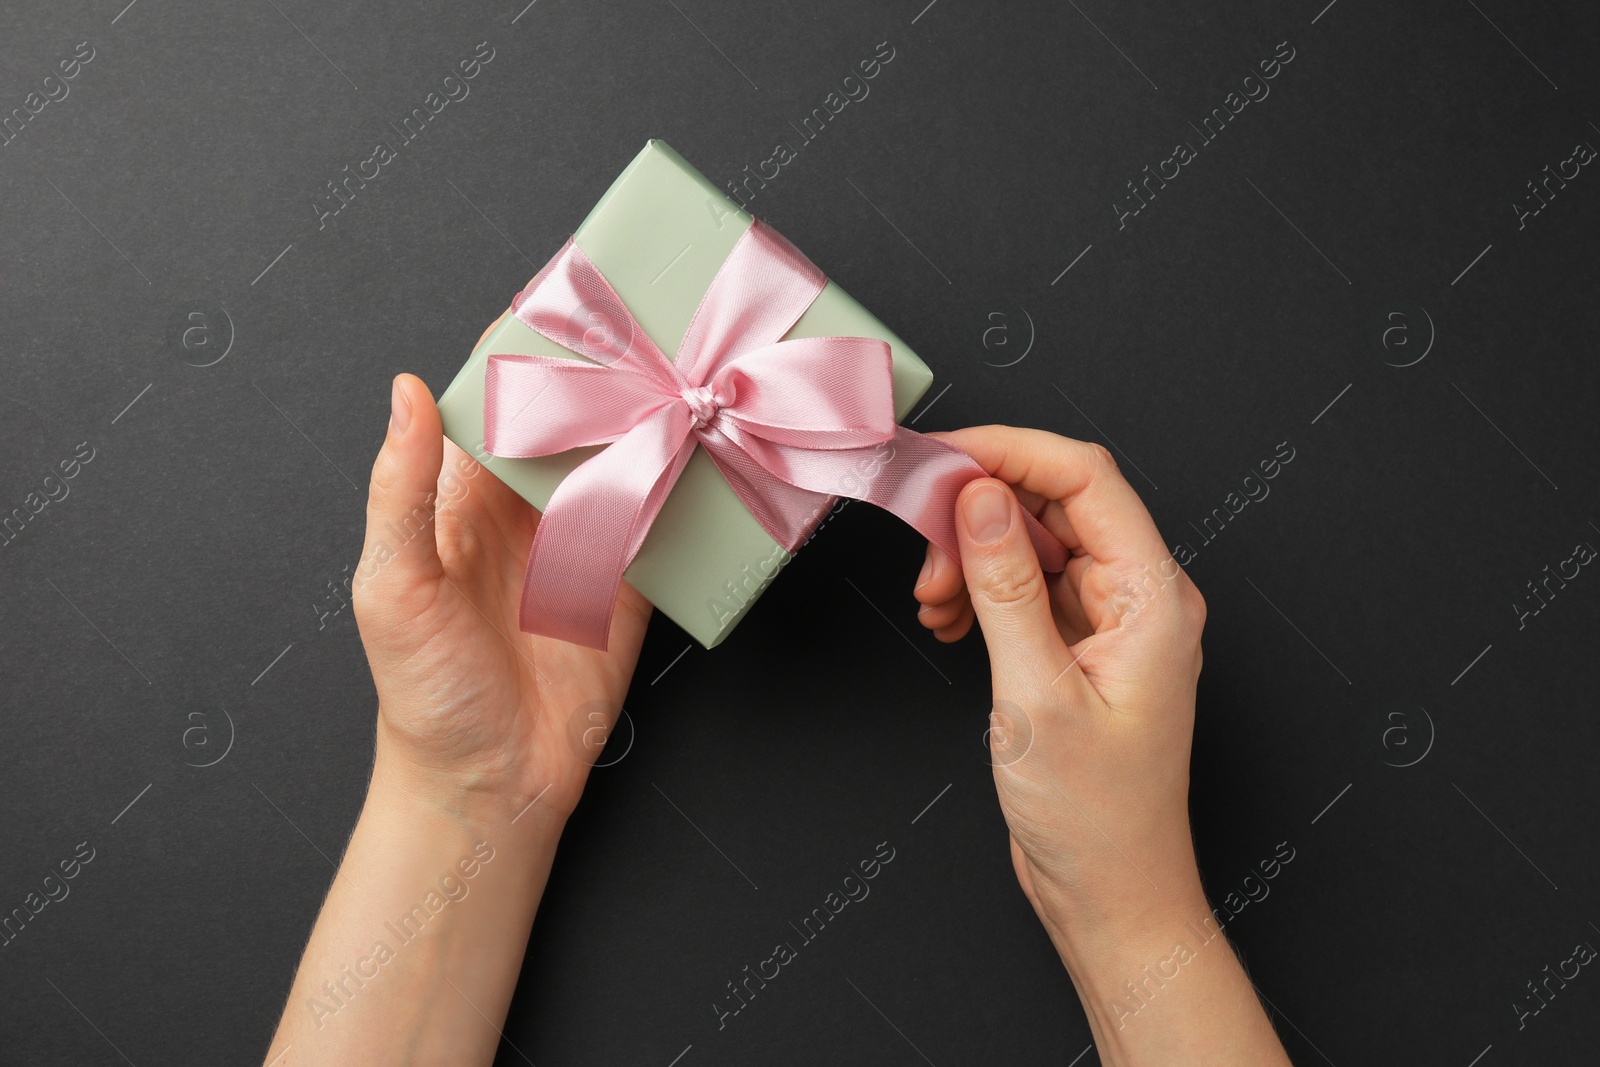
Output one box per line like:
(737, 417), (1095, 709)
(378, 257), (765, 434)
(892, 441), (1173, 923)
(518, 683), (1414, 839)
(356, 375), (444, 608)
(955, 478), (1062, 681)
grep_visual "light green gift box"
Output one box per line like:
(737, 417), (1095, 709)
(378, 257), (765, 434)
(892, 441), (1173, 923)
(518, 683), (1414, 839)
(436, 140), (934, 648)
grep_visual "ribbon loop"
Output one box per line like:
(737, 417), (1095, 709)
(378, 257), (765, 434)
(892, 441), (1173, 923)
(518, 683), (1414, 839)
(486, 219), (1065, 649)
(484, 354), (675, 457)
(709, 336), (896, 449)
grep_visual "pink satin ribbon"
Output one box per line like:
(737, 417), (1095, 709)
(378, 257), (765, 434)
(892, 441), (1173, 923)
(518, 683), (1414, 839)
(485, 219), (1066, 649)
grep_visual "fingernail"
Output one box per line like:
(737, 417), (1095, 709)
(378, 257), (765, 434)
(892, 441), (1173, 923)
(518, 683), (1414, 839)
(916, 551), (934, 589)
(964, 482), (1012, 544)
(390, 376), (411, 436)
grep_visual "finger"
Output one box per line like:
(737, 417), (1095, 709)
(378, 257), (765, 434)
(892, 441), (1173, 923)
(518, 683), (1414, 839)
(913, 542), (964, 606)
(933, 601), (974, 643)
(434, 436), (538, 575)
(930, 430), (1078, 551)
(955, 478), (1065, 678)
(1046, 559), (1096, 642)
(916, 596), (967, 632)
(1056, 554), (1100, 625)
(445, 308), (536, 532)
(938, 425), (1169, 570)
(439, 437), (526, 521)
(358, 375), (445, 604)
(1010, 482), (1051, 518)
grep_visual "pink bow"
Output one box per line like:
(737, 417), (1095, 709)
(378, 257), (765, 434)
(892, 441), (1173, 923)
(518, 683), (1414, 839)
(485, 219), (1065, 649)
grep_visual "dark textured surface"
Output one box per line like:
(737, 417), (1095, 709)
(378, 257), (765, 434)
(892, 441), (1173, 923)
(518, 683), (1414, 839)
(2, 1), (1598, 1064)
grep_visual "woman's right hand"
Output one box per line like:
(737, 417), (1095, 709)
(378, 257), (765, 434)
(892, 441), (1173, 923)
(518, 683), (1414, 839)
(912, 426), (1290, 1066)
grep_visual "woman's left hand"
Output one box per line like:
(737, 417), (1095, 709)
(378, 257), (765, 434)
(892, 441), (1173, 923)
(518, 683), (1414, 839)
(353, 367), (653, 823)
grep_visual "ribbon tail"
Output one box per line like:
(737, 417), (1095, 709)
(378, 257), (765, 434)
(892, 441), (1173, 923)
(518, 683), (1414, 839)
(517, 406), (695, 649)
(731, 427), (1068, 573)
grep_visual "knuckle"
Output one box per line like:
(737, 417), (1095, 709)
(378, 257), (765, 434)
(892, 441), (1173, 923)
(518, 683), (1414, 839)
(366, 458), (398, 513)
(1176, 580), (1208, 635)
(1086, 442), (1118, 474)
(351, 564), (378, 609)
(978, 557), (1047, 612)
(350, 563), (386, 625)
(351, 556), (436, 633)
(351, 539), (402, 609)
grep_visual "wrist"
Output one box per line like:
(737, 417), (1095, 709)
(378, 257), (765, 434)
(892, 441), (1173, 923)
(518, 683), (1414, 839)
(370, 725), (566, 847)
(1020, 836), (1212, 992)
(1039, 882), (1233, 1043)
(1035, 872), (1211, 971)
(1038, 882), (1290, 1066)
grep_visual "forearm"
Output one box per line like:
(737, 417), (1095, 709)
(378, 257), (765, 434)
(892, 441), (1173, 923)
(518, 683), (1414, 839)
(265, 745), (563, 1066)
(1042, 889), (1293, 1067)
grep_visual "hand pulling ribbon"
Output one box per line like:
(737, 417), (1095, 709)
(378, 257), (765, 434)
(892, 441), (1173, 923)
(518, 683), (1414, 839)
(484, 219), (1067, 649)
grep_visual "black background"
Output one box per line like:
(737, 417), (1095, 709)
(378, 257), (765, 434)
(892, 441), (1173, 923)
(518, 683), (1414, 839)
(3, 0), (1598, 1064)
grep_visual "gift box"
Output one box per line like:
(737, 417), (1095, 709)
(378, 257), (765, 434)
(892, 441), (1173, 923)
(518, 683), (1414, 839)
(436, 140), (935, 649)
